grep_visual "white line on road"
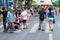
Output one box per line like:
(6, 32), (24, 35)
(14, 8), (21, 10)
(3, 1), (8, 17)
(0, 29), (4, 32)
(58, 23), (60, 27)
(49, 33), (53, 40)
(30, 23), (39, 33)
(45, 23), (51, 32)
(14, 30), (21, 33)
(0, 25), (3, 28)
(0, 23), (30, 33)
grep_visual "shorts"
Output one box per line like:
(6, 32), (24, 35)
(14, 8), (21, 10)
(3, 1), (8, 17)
(40, 20), (44, 24)
(7, 22), (13, 30)
(48, 18), (54, 22)
(23, 20), (27, 24)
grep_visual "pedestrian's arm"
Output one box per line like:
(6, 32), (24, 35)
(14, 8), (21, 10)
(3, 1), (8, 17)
(38, 14), (40, 21)
(7, 13), (10, 21)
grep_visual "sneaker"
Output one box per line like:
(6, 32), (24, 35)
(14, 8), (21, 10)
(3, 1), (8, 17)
(3, 30), (7, 32)
(51, 29), (53, 31)
(42, 29), (44, 31)
(38, 28), (41, 30)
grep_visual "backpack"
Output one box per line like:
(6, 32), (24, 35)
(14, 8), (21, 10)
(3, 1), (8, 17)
(39, 10), (44, 21)
(48, 11), (54, 18)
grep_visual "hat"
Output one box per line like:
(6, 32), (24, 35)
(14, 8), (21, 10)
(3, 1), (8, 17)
(8, 7), (14, 11)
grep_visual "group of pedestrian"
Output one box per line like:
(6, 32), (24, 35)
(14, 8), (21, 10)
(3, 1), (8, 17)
(38, 6), (55, 31)
(0, 7), (30, 33)
(0, 5), (57, 33)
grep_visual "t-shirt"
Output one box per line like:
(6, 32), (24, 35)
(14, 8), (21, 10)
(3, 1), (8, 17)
(2, 11), (7, 19)
(7, 11), (13, 22)
(21, 11), (28, 20)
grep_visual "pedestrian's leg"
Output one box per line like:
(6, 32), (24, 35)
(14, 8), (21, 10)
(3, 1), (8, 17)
(51, 22), (54, 31)
(15, 13), (17, 18)
(23, 23), (27, 28)
(41, 24), (44, 31)
(38, 23), (41, 30)
(10, 23), (14, 33)
(25, 24), (28, 29)
(3, 21), (6, 32)
(49, 22), (51, 30)
(4, 24), (6, 30)
(49, 21), (53, 31)
(38, 21), (41, 30)
(6, 26), (10, 32)
(23, 23), (28, 29)
(23, 23), (25, 29)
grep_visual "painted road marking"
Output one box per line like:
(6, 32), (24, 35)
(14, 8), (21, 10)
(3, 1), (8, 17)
(45, 23), (51, 32)
(30, 23), (39, 33)
(49, 33), (53, 40)
(0, 23), (30, 33)
(0, 25), (3, 29)
(0, 29), (4, 32)
(14, 30), (21, 33)
(58, 23), (60, 27)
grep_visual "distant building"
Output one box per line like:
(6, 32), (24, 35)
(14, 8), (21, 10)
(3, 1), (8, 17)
(0, 0), (13, 6)
(33, 0), (52, 5)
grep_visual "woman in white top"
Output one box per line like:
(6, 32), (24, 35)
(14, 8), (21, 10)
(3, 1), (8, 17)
(21, 8), (29, 29)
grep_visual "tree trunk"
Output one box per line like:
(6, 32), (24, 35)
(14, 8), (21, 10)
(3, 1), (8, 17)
(25, 0), (30, 8)
(13, 0), (17, 9)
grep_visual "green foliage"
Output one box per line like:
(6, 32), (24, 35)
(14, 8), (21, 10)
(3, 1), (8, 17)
(52, 1), (59, 6)
(52, 0), (60, 6)
(20, 0), (24, 3)
(30, 0), (35, 5)
(58, 0), (60, 6)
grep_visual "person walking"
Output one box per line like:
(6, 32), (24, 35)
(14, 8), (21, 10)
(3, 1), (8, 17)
(38, 7), (45, 31)
(47, 7), (55, 31)
(6, 8), (14, 33)
(21, 7), (29, 29)
(15, 7), (21, 18)
(2, 7), (8, 32)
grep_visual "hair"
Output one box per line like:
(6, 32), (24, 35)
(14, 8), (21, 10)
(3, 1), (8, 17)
(24, 7), (30, 10)
(48, 7), (52, 16)
(2, 7), (5, 11)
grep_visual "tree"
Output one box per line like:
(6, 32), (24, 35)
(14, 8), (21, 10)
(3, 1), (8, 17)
(52, 1), (59, 6)
(25, 0), (34, 8)
(52, 0), (60, 7)
(18, 0), (24, 7)
(58, 0), (60, 6)
(13, 0), (17, 8)
(13, 0), (24, 8)
(30, 0), (35, 6)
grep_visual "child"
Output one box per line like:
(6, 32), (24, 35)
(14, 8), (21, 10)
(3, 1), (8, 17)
(6, 9), (14, 33)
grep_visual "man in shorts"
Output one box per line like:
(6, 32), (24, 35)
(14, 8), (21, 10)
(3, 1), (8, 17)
(6, 8), (14, 33)
(38, 7), (45, 31)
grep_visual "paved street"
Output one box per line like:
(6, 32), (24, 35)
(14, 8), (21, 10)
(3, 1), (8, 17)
(0, 14), (60, 40)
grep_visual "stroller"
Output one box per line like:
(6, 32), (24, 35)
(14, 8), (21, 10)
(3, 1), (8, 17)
(13, 16), (23, 30)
